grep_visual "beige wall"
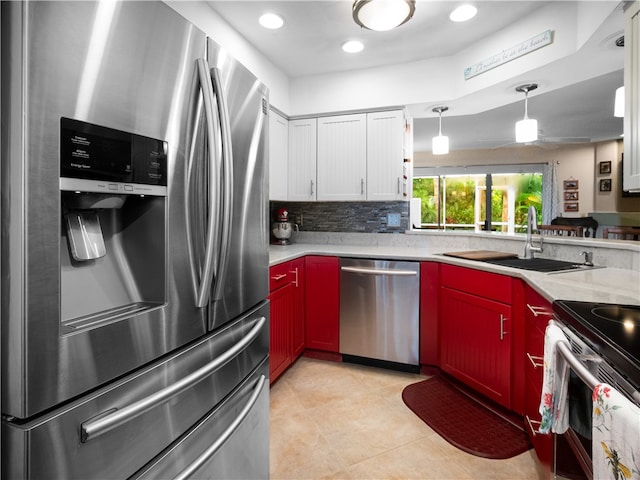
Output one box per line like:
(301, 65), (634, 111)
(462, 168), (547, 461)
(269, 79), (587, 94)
(414, 140), (639, 217)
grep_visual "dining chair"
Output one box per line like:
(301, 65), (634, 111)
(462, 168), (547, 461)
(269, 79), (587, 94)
(602, 227), (640, 241)
(538, 225), (584, 237)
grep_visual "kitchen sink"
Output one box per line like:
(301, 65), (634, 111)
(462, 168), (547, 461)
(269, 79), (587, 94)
(482, 257), (597, 273)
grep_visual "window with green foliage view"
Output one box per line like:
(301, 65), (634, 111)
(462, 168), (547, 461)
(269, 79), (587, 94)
(413, 172), (542, 233)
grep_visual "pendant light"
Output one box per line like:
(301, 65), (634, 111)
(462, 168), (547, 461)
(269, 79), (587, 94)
(614, 86), (624, 117)
(515, 83), (538, 143)
(432, 106), (449, 155)
(352, 0), (416, 31)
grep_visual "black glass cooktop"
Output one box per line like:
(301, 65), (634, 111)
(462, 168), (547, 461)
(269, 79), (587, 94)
(553, 300), (640, 389)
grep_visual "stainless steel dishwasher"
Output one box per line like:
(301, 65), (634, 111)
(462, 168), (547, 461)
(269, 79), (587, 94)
(339, 258), (420, 370)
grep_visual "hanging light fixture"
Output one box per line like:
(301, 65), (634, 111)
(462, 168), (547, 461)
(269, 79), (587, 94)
(352, 0), (416, 31)
(515, 83), (538, 143)
(614, 86), (624, 117)
(432, 106), (449, 155)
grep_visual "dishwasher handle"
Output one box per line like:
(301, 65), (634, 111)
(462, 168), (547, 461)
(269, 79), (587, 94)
(341, 266), (418, 276)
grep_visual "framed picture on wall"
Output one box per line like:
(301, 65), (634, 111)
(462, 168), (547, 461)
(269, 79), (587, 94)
(599, 178), (612, 192)
(564, 202), (579, 212)
(599, 161), (612, 174)
(564, 191), (579, 201)
(563, 180), (579, 190)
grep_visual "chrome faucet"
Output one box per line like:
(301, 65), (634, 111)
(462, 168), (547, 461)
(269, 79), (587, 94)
(524, 206), (543, 259)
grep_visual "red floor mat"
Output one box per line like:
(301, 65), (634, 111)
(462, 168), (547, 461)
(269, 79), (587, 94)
(402, 376), (532, 459)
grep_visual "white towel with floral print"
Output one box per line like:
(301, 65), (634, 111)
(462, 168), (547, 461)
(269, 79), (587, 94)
(592, 383), (640, 480)
(538, 324), (570, 434)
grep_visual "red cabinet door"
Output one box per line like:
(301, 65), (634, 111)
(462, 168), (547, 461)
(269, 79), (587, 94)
(440, 286), (512, 408)
(305, 256), (339, 352)
(290, 257), (306, 359)
(268, 282), (293, 384)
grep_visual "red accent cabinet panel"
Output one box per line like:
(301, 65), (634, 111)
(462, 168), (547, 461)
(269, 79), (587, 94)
(304, 255), (340, 353)
(420, 262), (440, 366)
(290, 257), (306, 359)
(523, 285), (553, 473)
(441, 264), (512, 304)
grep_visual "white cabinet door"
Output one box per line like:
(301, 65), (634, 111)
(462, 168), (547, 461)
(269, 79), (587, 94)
(367, 110), (405, 201)
(288, 118), (317, 201)
(623, 1), (640, 192)
(269, 110), (288, 201)
(317, 114), (367, 201)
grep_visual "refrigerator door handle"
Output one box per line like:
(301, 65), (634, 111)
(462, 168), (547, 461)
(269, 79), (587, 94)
(79, 316), (267, 443)
(172, 374), (267, 480)
(209, 66), (234, 306)
(194, 58), (221, 308)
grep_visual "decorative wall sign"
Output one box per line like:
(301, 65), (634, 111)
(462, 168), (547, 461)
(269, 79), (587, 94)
(464, 30), (554, 80)
(599, 161), (611, 174)
(563, 179), (579, 190)
(599, 178), (612, 192)
(564, 202), (579, 212)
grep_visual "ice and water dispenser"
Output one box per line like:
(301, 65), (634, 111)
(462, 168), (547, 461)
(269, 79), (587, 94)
(59, 118), (167, 332)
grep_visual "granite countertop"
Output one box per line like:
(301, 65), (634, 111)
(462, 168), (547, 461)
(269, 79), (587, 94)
(269, 243), (640, 306)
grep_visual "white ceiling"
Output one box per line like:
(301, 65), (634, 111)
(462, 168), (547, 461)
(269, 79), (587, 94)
(207, 1), (626, 151)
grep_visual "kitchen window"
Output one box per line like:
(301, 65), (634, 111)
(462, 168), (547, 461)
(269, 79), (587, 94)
(412, 165), (544, 233)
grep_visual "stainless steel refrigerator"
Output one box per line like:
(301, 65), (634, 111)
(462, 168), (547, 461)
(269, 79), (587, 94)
(1, 1), (270, 478)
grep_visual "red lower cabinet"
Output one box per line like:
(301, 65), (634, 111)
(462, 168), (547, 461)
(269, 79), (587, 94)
(269, 281), (294, 383)
(304, 255), (339, 353)
(523, 285), (553, 473)
(439, 264), (516, 409)
(268, 259), (306, 384)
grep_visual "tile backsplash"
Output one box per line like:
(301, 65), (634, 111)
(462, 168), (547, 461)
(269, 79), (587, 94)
(270, 201), (409, 233)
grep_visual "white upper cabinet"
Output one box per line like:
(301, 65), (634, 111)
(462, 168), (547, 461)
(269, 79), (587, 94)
(623, 1), (640, 192)
(288, 118), (317, 201)
(317, 114), (367, 201)
(269, 110), (288, 201)
(366, 110), (405, 201)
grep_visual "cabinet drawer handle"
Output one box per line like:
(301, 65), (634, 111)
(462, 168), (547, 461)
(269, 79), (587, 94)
(271, 273), (287, 281)
(525, 415), (542, 437)
(361, 178), (365, 195)
(289, 268), (299, 287)
(310, 179), (314, 196)
(527, 353), (544, 368)
(527, 304), (552, 317)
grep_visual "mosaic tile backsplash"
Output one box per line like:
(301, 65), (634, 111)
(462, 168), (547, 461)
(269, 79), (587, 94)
(270, 201), (410, 233)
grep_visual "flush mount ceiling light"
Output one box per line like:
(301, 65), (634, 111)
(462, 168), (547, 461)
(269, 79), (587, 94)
(432, 106), (449, 155)
(614, 86), (624, 117)
(449, 4), (477, 22)
(352, 0), (416, 31)
(342, 40), (364, 53)
(515, 83), (538, 143)
(259, 13), (284, 29)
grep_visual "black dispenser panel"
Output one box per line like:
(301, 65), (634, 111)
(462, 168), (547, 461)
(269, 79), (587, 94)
(60, 117), (167, 191)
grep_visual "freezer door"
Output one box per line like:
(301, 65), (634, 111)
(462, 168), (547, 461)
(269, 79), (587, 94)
(1, 302), (269, 480)
(204, 38), (270, 331)
(1, 1), (211, 418)
(132, 359), (269, 480)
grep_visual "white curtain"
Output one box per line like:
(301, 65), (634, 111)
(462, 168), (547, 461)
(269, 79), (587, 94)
(542, 161), (559, 224)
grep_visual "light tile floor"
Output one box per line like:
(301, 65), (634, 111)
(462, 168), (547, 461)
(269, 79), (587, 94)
(270, 357), (546, 480)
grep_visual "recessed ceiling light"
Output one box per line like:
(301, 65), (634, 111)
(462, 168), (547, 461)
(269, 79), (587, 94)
(259, 13), (284, 30)
(342, 40), (364, 54)
(450, 5), (477, 22)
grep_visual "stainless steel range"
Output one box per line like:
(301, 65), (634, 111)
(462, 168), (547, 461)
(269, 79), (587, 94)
(551, 301), (640, 479)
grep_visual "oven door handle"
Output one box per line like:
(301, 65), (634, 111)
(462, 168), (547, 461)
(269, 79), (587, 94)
(172, 374), (267, 480)
(79, 316), (266, 443)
